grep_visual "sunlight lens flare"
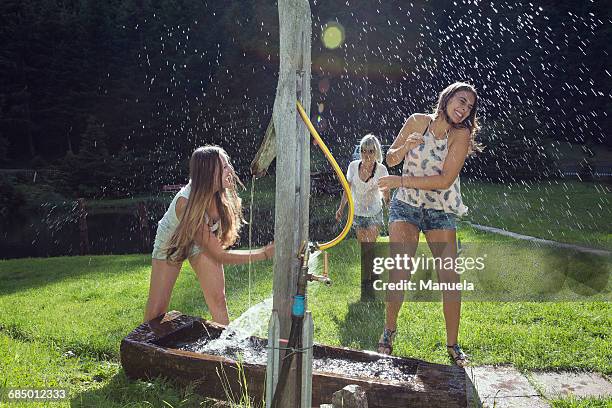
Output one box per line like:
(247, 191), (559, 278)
(321, 22), (345, 49)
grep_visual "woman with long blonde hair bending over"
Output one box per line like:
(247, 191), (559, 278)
(144, 146), (274, 325)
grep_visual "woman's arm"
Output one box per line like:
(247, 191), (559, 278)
(336, 162), (354, 221)
(379, 166), (390, 205)
(178, 197), (273, 265)
(335, 182), (352, 221)
(195, 227), (273, 265)
(379, 129), (471, 191)
(386, 115), (425, 167)
(383, 189), (390, 205)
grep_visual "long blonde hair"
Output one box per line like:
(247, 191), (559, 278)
(166, 146), (244, 262)
(433, 82), (484, 155)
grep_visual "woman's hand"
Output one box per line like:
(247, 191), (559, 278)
(263, 242), (274, 260)
(404, 132), (424, 151)
(335, 207), (344, 222)
(378, 175), (402, 191)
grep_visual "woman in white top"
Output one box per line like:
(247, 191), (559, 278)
(144, 146), (274, 325)
(336, 134), (389, 242)
(377, 82), (482, 366)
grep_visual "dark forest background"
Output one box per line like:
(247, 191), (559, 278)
(0, 0), (610, 200)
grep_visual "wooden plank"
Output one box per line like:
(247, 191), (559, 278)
(250, 119), (276, 177)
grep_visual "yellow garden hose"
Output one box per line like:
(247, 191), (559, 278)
(296, 101), (354, 251)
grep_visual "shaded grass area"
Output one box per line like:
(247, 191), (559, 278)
(0, 253), (273, 407)
(462, 180), (611, 250)
(309, 228), (611, 374)
(246, 177), (611, 250)
(0, 332), (209, 407)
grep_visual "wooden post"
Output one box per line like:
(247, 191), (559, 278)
(265, 311), (280, 408)
(77, 198), (89, 255)
(273, 0), (311, 406)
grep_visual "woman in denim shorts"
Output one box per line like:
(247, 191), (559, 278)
(376, 82), (483, 366)
(336, 134), (389, 244)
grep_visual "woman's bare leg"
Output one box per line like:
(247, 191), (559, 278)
(144, 259), (182, 322)
(424, 229), (460, 346)
(356, 225), (379, 244)
(385, 221), (419, 331)
(189, 252), (229, 325)
(357, 225), (381, 297)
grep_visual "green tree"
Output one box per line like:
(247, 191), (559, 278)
(55, 115), (119, 198)
(79, 115), (109, 158)
(0, 134), (7, 162)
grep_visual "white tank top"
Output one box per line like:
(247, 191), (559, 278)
(395, 120), (468, 216)
(158, 182), (221, 233)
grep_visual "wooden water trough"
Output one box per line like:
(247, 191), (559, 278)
(121, 311), (476, 407)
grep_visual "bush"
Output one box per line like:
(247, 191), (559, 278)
(30, 155), (48, 169)
(0, 174), (26, 226)
(0, 135), (8, 163)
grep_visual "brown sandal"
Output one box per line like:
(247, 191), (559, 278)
(447, 344), (469, 367)
(377, 328), (396, 355)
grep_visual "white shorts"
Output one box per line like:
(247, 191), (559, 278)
(151, 221), (203, 261)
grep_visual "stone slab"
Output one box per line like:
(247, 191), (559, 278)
(465, 365), (549, 408)
(530, 371), (612, 399)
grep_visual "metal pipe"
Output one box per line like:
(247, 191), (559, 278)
(271, 242), (332, 407)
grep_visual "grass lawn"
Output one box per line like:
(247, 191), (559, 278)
(308, 229), (611, 375)
(1, 225), (610, 406)
(84, 175), (611, 251)
(241, 177), (611, 250)
(462, 180), (611, 250)
(1, 174), (610, 406)
(0, 254), (274, 407)
(550, 396), (612, 408)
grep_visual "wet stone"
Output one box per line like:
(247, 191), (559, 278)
(465, 365), (549, 408)
(179, 337), (419, 383)
(530, 371), (612, 399)
(332, 384), (368, 408)
(313, 357), (417, 383)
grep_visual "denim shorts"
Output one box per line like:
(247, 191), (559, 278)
(151, 221), (203, 261)
(389, 198), (456, 232)
(353, 209), (384, 230)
